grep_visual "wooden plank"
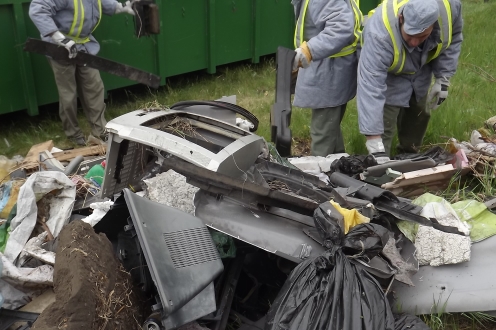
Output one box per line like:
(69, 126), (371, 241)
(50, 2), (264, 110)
(383, 167), (470, 190)
(52, 145), (107, 162)
(390, 182), (451, 198)
(16, 140), (55, 173)
(23, 140), (54, 164)
(402, 164), (455, 180)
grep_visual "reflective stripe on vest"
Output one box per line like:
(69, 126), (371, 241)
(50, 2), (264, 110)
(66, 0), (102, 44)
(294, 0), (363, 58)
(382, 0), (452, 74)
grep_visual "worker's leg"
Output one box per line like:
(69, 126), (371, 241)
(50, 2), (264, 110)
(76, 65), (107, 138)
(381, 104), (401, 156)
(310, 104), (347, 156)
(396, 94), (430, 153)
(48, 59), (84, 139)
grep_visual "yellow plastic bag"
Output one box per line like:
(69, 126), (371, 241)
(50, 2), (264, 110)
(0, 156), (17, 183)
(0, 180), (24, 219)
(330, 200), (370, 234)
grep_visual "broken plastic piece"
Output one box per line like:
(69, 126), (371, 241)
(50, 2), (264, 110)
(123, 189), (223, 329)
(270, 47), (295, 157)
(362, 157), (436, 177)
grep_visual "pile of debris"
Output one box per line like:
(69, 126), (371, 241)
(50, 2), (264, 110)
(2, 98), (496, 330)
(448, 115), (496, 178)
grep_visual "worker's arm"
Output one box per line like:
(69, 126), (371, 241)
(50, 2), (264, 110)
(430, 0), (463, 79)
(102, 0), (119, 15)
(29, 0), (67, 37)
(305, 0), (356, 60)
(357, 32), (393, 137)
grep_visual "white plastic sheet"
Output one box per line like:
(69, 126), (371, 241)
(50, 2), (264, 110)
(4, 171), (76, 263)
(82, 200), (114, 227)
(288, 154), (349, 173)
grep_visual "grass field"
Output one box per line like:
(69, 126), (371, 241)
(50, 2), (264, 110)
(0, 0), (494, 160)
(0, 0), (495, 328)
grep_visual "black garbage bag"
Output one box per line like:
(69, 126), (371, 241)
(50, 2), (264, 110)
(265, 202), (395, 330)
(394, 313), (430, 330)
(329, 154), (378, 177)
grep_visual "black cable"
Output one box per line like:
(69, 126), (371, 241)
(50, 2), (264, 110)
(170, 100), (259, 132)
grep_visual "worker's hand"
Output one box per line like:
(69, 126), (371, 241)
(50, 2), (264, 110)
(427, 77), (449, 112)
(115, 1), (135, 15)
(292, 41), (312, 71)
(51, 31), (77, 59)
(366, 137), (391, 165)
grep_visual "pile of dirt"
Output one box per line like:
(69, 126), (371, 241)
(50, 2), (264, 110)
(291, 137), (311, 157)
(32, 220), (143, 330)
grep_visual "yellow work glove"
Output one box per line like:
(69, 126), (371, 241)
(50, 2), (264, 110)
(330, 200), (370, 234)
(292, 41), (313, 71)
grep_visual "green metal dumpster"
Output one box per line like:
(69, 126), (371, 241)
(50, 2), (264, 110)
(0, 0), (295, 116)
(359, 0), (381, 15)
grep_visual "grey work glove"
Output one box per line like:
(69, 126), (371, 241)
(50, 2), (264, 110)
(366, 137), (391, 165)
(51, 31), (77, 59)
(427, 77), (450, 112)
(115, 1), (135, 15)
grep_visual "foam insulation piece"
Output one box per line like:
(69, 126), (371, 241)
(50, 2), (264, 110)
(415, 202), (471, 266)
(144, 170), (199, 215)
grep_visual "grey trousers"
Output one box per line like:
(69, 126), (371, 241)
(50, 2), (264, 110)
(382, 94), (430, 156)
(48, 58), (107, 139)
(310, 104), (347, 156)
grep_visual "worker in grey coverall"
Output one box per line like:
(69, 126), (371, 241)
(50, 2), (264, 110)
(29, 0), (135, 145)
(292, 0), (362, 156)
(357, 0), (463, 163)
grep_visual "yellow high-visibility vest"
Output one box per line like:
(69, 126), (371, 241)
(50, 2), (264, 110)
(65, 0), (103, 44)
(367, 0), (452, 74)
(294, 0), (363, 58)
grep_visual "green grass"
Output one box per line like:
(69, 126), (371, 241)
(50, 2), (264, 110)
(421, 312), (496, 330)
(0, 0), (494, 159)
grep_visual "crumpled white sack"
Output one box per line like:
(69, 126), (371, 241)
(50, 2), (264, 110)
(21, 232), (56, 266)
(0, 278), (32, 309)
(4, 171), (75, 263)
(415, 200), (471, 266)
(0, 252), (53, 309)
(1, 253), (53, 287)
(470, 130), (496, 156)
(82, 201), (114, 227)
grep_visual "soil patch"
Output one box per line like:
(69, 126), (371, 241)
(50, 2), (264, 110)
(291, 137), (311, 157)
(32, 220), (142, 330)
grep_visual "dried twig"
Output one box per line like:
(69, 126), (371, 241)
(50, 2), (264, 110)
(70, 248), (88, 257)
(37, 217), (54, 241)
(461, 62), (496, 83)
(94, 266), (137, 330)
(466, 144), (496, 158)
(164, 117), (210, 142)
(140, 99), (168, 111)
